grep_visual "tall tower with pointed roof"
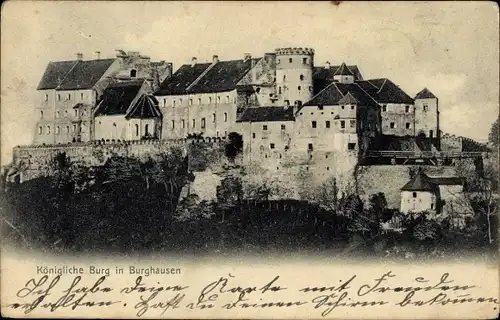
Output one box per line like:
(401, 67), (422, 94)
(275, 47), (314, 107)
(414, 87), (439, 140)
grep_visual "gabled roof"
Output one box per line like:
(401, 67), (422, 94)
(127, 95), (161, 119)
(236, 106), (295, 123)
(155, 63), (211, 95)
(338, 92), (359, 104)
(312, 65), (363, 94)
(334, 62), (354, 76)
(304, 82), (379, 108)
(94, 81), (144, 116)
(37, 59), (116, 90)
(367, 78), (414, 104)
(304, 82), (344, 106)
(415, 88), (437, 99)
(401, 171), (436, 192)
(188, 58), (260, 94)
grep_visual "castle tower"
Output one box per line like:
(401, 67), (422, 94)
(414, 88), (439, 139)
(275, 47), (314, 106)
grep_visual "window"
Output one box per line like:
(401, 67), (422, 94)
(423, 103), (428, 111)
(145, 124), (149, 135)
(192, 119), (196, 128)
(40, 111), (43, 119)
(224, 112), (228, 122)
(226, 96), (230, 103)
(289, 58), (292, 63)
(431, 203), (434, 210)
(270, 143), (275, 149)
(72, 124), (77, 132)
(405, 122), (411, 129)
(283, 75), (286, 81)
(80, 93), (84, 101)
(252, 133), (256, 139)
(263, 125), (268, 131)
(64, 110), (68, 118)
(326, 121), (331, 128)
(350, 120), (356, 128)
(348, 143), (356, 150)
(340, 120), (345, 129)
(208, 97), (212, 104)
(224, 131), (227, 136)
(429, 130), (434, 138)
(162, 98), (166, 107)
(57, 94), (61, 101)
(382, 105), (387, 112)
(390, 122), (395, 128)
(44, 94), (48, 101)
(173, 100), (176, 107)
(277, 59), (280, 64)
(46, 126), (51, 134)
(309, 86), (313, 92)
(412, 192), (417, 198)
(298, 86), (301, 91)
(312, 121), (317, 128)
(67, 93), (71, 100)
(198, 98), (201, 105)
(189, 99), (193, 106)
(201, 118), (206, 129)
(351, 105), (355, 110)
(66, 126), (70, 134)
(82, 123), (88, 133)
(179, 98), (183, 105)
(181, 120), (185, 128)
(302, 57), (307, 64)
(217, 96), (221, 103)
(300, 74), (304, 81)
(171, 120), (175, 130)
(278, 87), (282, 94)
(55, 126), (60, 135)
(341, 105), (345, 110)
(74, 110), (78, 117)
(135, 124), (139, 136)
(327, 167), (330, 171)
(308, 143), (313, 151)
(318, 105), (324, 110)
(130, 69), (137, 77)
(38, 126), (42, 135)
(281, 124), (286, 130)
(212, 113), (216, 123)
(405, 105), (410, 113)
(56, 111), (60, 118)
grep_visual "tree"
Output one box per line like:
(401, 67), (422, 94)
(488, 117), (499, 148)
(224, 132), (243, 161)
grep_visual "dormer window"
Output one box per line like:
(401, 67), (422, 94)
(130, 69), (137, 77)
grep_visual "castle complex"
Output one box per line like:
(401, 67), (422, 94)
(10, 47), (489, 218)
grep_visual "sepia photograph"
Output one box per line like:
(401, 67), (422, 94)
(1, 1), (498, 318)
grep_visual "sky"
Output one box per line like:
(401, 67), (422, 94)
(1, 1), (499, 165)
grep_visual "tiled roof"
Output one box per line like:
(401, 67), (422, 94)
(415, 88), (437, 99)
(237, 106), (295, 123)
(334, 62), (354, 76)
(338, 92), (359, 104)
(367, 78), (414, 104)
(304, 82), (344, 106)
(401, 171), (436, 192)
(304, 81), (379, 108)
(335, 83), (379, 107)
(155, 63), (211, 95)
(127, 95), (161, 119)
(37, 59), (116, 90)
(187, 58), (260, 94)
(94, 81), (144, 116)
(312, 65), (362, 94)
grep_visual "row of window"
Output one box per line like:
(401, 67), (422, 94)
(298, 105), (355, 115)
(171, 113), (228, 129)
(41, 109), (87, 119)
(311, 120), (356, 129)
(276, 57), (309, 64)
(162, 96), (234, 107)
(278, 86), (312, 94)
(381, 104), (428, 112)
(388, 122), (412, 129)
(281, 74), (307, 82)
(44, 92), (86, 102)
(38, 124), (83, 135)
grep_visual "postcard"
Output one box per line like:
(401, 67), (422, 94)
(1, 1), (499, 319)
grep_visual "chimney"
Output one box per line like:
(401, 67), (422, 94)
(76, 53), (83, 61)
(325, 61), (331, 69)
(95, 51), (101, 60)
(191, 57), (197, 67)
(212, 55), (219, 64)
(244, 53), (252, 61)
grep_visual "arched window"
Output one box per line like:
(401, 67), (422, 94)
(224, 112), (228, 122)
(130, 69), (137, 77)
(135, 124), (139, 136)
(38, 126), (42, 135)
(64, 110), (68, 118)
(56, 111), (60, 118)
(226, 96), (230, 103)
(300, 74), (304, 81)
(55, 126), (60, 134)
(145, 124), (149, 135)
(212, 113), (216, 123)
(66, 126), (70, 134)
(40, 111), (43, 119)
(46, 126), (51, 134)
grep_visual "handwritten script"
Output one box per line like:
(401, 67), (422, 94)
(5, 271), (499, 317)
